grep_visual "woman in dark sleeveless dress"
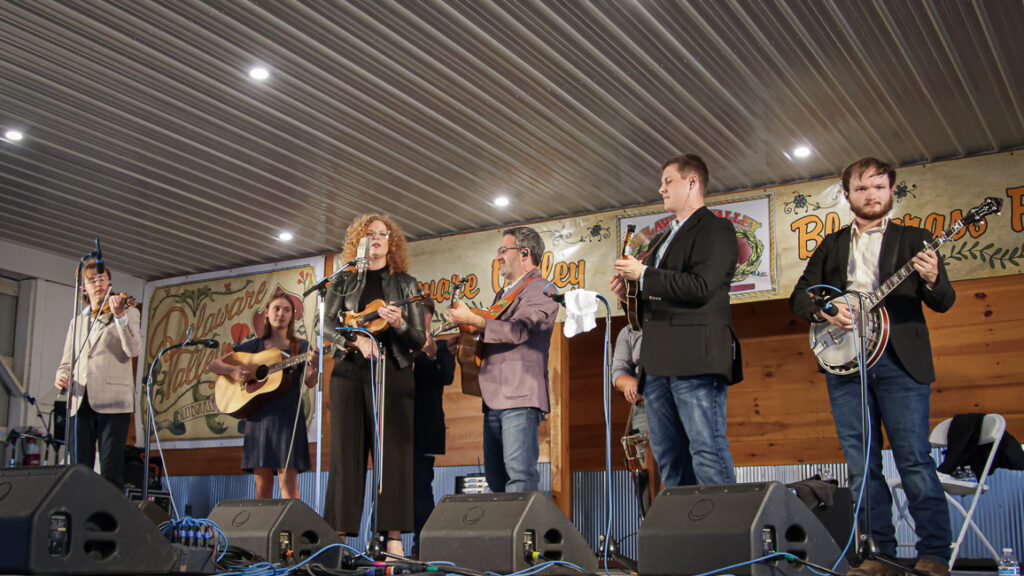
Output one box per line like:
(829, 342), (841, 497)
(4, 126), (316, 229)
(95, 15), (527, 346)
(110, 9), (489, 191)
(208, 292), (317, 499)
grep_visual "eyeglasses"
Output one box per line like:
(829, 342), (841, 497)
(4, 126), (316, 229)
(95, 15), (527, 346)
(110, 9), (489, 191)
(496, 245), (526, 256)
(84, 276), (110, 286)
(366, 231), (390, 240)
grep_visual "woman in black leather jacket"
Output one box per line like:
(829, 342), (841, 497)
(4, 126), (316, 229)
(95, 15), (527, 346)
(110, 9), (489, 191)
(323, 214), (426, 557)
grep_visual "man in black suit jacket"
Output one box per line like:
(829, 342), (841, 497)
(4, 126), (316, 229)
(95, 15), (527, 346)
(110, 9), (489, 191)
(790, 158), (954, 576)
(611, 154), (742, 488)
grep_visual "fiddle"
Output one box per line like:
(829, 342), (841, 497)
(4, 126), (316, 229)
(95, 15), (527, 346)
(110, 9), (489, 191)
(93, 292), (136, 318)
(339, 295), (427, 334)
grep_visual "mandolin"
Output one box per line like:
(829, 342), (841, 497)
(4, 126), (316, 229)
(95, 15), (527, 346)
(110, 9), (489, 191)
(620, 224), (641, 331)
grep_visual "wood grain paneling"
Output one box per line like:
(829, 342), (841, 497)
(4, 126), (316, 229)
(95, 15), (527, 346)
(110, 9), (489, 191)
(568, 274), (1024, 471)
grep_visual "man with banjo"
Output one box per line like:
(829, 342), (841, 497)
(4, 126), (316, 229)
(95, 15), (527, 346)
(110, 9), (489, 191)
(790, 157), (955, 576)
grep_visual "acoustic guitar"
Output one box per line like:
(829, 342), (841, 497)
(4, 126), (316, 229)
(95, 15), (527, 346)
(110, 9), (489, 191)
(214, 341), (338, 419)
(809, 197), (1002, 374)
(620, 224), (641, 331)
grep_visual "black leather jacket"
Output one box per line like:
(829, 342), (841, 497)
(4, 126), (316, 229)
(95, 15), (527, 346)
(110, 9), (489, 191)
(324, 268), (426, 370)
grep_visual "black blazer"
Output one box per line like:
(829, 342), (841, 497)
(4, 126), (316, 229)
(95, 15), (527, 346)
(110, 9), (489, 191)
(789, 222), (955, 384)
(639, 206), (743, 385)
(324, 268), (427, 370)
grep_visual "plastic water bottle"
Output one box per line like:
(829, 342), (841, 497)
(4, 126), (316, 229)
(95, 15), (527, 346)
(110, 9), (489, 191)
(999, 548), (1021, 576)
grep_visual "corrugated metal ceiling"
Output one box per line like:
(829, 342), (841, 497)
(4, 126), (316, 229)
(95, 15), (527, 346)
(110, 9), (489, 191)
(2, 0), (1022, 280)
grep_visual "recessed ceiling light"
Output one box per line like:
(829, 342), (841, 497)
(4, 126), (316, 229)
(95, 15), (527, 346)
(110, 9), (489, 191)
(4, 130), (24, 142)
(792, 145), (812, 158)
(494, 196), (510, 207)
(277, 232), (293, 241)
(249, 66), (270, 81)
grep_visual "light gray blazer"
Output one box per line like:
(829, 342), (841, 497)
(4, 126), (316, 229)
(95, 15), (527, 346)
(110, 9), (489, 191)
(57, 306), (142, 416)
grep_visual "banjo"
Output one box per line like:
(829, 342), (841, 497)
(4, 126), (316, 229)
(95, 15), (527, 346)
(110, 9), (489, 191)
(810, 197), (1002, 375)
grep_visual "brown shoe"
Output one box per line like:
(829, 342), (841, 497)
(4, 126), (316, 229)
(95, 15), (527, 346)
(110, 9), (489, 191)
(913, 558), (950, 576)
(849, 559), (901, 576)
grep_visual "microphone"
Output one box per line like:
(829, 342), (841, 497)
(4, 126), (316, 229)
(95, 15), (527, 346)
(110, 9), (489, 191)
(334, 236), (371, 271)
(23, 393), (36, 406)
(543, 284), (565, 304)
(815, 296), (838, 317)
(356, 236), (370, 285)
(94, 237), (105, 275)
(183, 338), (219, 349)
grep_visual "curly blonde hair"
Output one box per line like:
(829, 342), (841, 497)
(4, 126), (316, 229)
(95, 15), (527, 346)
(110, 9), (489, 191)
(341, 214), (410, 274)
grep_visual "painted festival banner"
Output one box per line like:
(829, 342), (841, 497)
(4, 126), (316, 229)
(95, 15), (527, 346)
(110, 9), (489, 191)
(617, 193), (778, 298)
(402, 151), (1021, 323)
(140, 257), (323, 444)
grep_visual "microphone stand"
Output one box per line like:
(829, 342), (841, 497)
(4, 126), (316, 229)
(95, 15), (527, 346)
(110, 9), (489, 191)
(592, 294), (637, 573)
(850, 295), (921, 576)
(304, 263), (352, 515)
(142, 338), (204, 502)
(22, 395), (62, 466)
(548, 290), (634, 571)
(335, 326), (386, 558)
(62, 258), (87, 465)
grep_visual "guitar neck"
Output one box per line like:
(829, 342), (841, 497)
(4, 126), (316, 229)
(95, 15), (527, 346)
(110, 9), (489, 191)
(866, 219), (962, 310)
(268, 350), (314, 373)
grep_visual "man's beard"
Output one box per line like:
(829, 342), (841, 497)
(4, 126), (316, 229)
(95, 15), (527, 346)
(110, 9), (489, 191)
(851, 194), (892, 220)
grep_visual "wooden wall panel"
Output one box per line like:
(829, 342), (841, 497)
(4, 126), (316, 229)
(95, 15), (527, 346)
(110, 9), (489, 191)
(568, 274), (1024, 471)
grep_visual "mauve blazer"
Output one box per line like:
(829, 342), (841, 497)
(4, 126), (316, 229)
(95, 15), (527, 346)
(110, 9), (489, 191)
(477, 268), (559, 412)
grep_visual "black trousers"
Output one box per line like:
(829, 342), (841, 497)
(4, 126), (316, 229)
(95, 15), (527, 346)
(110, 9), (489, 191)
(324, 355), (414, 534)
(70, 394), (131, 489)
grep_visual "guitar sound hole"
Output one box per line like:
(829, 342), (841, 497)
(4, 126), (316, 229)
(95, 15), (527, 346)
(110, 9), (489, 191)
(255, 365), (269, 381)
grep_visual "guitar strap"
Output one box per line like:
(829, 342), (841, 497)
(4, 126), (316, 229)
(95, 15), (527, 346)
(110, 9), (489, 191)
(482, 274), (541, 320)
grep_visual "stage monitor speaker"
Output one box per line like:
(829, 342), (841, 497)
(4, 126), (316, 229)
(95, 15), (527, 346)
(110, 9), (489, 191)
(207, 498), (341, 565)
(810, 487), (855, 566)
(0, 464), (177, 575)
(638, 482), (850, 576)
(420, 492), (597, 574)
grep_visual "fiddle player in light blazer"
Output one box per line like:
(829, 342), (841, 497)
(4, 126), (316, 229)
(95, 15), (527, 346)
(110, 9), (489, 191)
(55, 258), (141, 488)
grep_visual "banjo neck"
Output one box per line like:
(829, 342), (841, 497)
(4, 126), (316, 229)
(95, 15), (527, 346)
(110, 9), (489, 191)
(862, 217), (964, 312)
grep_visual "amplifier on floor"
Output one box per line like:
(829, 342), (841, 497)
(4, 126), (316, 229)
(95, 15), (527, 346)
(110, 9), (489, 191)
(420, 491), (597, 574)
(207, 498), (341, 565)
(0, 464), (177, 575)
(638, 481), (850, 576)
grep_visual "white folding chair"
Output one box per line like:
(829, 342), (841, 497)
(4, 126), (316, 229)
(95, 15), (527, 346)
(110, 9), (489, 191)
(888, 413), (1006, 568)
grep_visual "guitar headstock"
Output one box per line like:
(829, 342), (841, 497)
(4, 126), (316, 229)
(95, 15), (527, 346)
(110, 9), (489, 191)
(622, 224), (636, 257)
(963, 197), (1003, 225)
(450, 275), (468, 301)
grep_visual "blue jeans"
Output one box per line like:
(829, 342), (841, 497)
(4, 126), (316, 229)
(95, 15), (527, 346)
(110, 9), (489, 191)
(827, 348), (951, 562)
(643, 374), (734, 487)
(483, 407), (543, 493)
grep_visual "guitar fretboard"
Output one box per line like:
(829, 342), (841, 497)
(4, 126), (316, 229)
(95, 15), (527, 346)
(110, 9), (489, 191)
(267, 350), (313, 373)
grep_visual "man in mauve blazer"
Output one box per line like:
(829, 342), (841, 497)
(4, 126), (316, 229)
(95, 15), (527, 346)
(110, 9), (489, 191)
(447, 226), (559, 493)
(789, 157), (954, 576)
(611, 154), (742, 488)
(55, 260), (141, 488)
